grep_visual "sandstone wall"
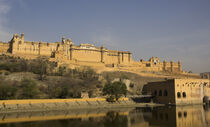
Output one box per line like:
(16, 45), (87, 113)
(144, 79), (210, 105)
(5, 33), (183, 73)
(0, 42), (9, 54)
(174, 79), (209, 104)
(0, 98), (130, 113)
(12, 41), (58, 57)
(104, 51), (119, 64)
(139, 59), (181, 73)
(39, 42), (57, 56)
(73, 48), (102, 62)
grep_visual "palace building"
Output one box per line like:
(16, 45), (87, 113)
(143, 78), (210, 105)
(0, 33), (182, 73)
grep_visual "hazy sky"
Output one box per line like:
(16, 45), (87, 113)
(0, 0), (210, 73)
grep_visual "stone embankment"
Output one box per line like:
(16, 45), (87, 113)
(0, 108), (131, 124)
(0, 98), (160, 113)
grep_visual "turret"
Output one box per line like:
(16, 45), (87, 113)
(163, 60), (167, 71)
(12, 34), (19, 43)
(170, 61), (174, 72)
(21, 33), (24, 43)
(70, 43), (74, 60)
(178, 61), (182, 72)
(62, 36), (65, 44)
(66, 38), (72, 44)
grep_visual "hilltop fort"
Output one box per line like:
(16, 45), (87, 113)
(0, 33), (182, 73)
(1, 33), (210, 106)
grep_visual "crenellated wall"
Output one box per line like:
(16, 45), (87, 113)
(9, 33), (59, 57)
(139, 57), (182, 73)
(0, 42), (9, 54)
(1, 33), (182, 73)
(55, 43), (132, 65)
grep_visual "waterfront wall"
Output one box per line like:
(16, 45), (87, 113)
(0, 98), (130, 111)
(143, 78), (210, 105)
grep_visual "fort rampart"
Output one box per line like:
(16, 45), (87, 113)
(0, 33), (182, 73)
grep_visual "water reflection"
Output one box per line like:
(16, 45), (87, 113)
(0, 104), (210, 127)
(140, 104), (210, 127)
(104, 111), (128, 127)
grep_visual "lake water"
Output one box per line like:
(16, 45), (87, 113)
(0, 104), (210, 127)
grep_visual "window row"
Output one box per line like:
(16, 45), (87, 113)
(177, 84), (201, 87)
(177, 92), (186, 98)
(178, 111), (187, 118)
(154, 90), (168, 96)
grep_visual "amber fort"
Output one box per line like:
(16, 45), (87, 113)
(0, 33), (210, 105)
(0, 33), (182, 73)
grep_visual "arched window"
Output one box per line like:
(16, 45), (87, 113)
(177, 92), (181, 98)
(159, 90), (162, 96)
(154, 90), (157, 96)
(183, 92), (186, 98)
(164, 90), (168, 96)
(159, 113), (163, 120)
(165, 113), (168, 120)
(178, 112), (182, 118)
(184, 112), (187, 118)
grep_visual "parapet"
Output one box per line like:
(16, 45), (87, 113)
(79, 43), (96, 49)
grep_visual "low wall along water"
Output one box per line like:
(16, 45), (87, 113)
(0, 98), (132, 112)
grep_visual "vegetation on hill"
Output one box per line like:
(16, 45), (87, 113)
(103, 81), (127, 102)
(0, 55), (103, 99)
(0, 55), (56, 79)
(0, 54), (188, 100)
(0, 70), (101, 99)
(102, 71), (165, 94)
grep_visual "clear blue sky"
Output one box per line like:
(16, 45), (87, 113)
(0, 0), (210, 73)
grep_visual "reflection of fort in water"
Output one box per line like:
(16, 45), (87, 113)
(141, 105), (210, 127)
(1, 105), (210, 127)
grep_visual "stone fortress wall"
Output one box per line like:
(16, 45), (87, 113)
(0, 42), (9, 54)
(0, 33), (182, 73)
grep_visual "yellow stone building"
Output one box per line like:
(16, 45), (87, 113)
(143, 78), (210, 105)
(0, 33), (182, 73)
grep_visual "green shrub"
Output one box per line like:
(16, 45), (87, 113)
(5, 71), (10, 75)
(103, 81), (127, 101)
(19, 79), (41, 99)
(0, 84), (17, 100)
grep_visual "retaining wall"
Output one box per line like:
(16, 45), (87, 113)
(0, 98), (131, 112)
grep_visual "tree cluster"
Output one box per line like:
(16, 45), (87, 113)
(103, 81), (127, 102)
(0, 55), (128, 100)
(0, 55), (57, 80)
(0, 78), (40, 99)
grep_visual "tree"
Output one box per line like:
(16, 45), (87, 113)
(104, 111), (128, 127)
(0, 83), (17, 100)
(19, 79), (40, 99)
(103, 81), (127, 102)
(20, 59), (28, 72)
(58, 66), (66, 76)
(31, 58), (48, 80)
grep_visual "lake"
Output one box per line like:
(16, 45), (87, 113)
(0, 104), (210, 127)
